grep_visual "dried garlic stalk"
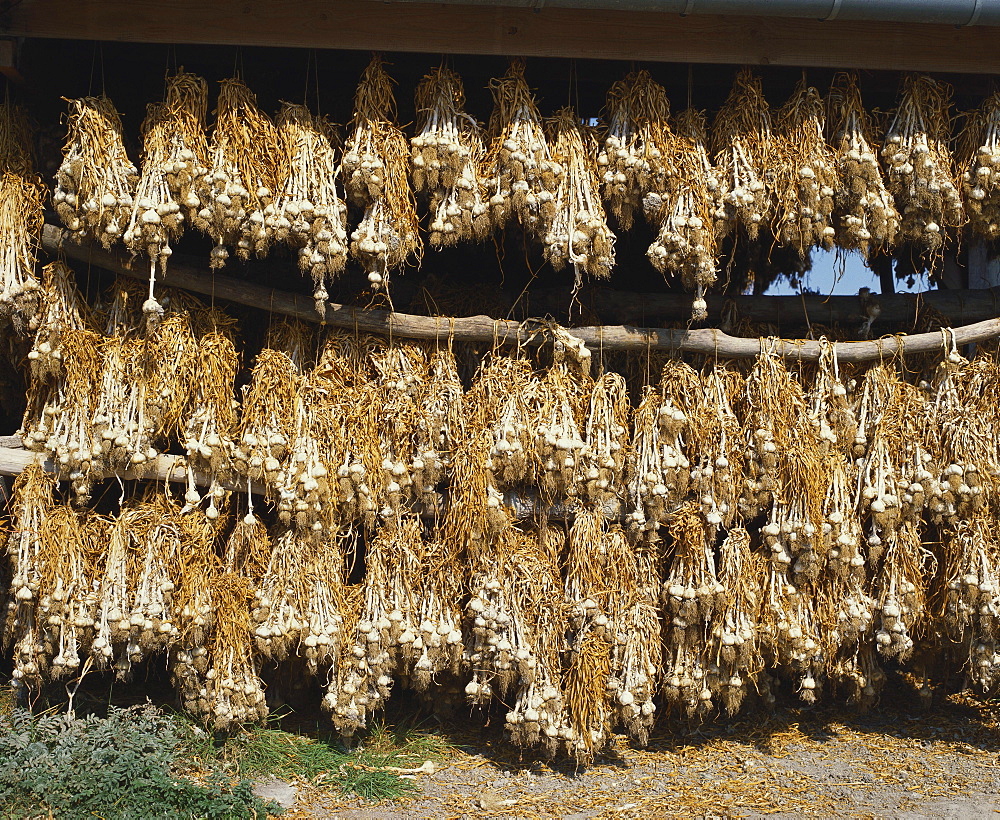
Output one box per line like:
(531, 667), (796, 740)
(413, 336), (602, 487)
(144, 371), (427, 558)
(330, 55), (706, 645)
(774, 79), (837, 257)
(203, 78), (284, 269)
(646, 108), (722, 319)
(482, 59), (559, 235)
(545, 108), (615, 286)
(273, 102), (348, 311)
(598, 70), (672, 231)
(713, 69), (775, 240)
(125, 73), (210, 322)
(882, 75), (963, 257)
(0, 101), (44, 331)
(54, 95), (138, 247)
(959, 91), (1000, 240)
(827, 73), (899, 257)
(412, 66), (490, 247)
(344, 55), (421, 288)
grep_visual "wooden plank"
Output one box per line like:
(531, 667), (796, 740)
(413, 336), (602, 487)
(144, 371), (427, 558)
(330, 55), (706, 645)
(0, 438), (264, 494)
(39, 223), (1000, 362)
(4, 0), (1000, 74)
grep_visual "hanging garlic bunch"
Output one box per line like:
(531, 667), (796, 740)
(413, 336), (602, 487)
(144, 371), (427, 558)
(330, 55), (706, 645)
(544, 108), (615, 285)
(202, 77), (284, 269)
(598, 70), (672, 231)
(485, 356), (536, 486)
(233, 321), (310, 495)
(688, 365), (744, 529)
(116, 500), (185, 673)
(625, 361), (696, 538)
(709, 528), (765, 715)
(4, 465), (57, 687)
(807, 338), (857, 453)
(480, 527), (570, 758)
(92, 295), (197, 476)
(371, 343), (429, 517)
(482, 59), (559, 235)
(827, 73), (899, 257)
(942, 517), (1000, 693)
(882, 75), (963, 256)
(533, 330), (592, 501)
(253, 528), (310, 661)
(125, 73), (211, 321)
(872, 521), (930, 662)
(759, 561), (824, 704)
(647, 109), (721, 319)
(760, 446), (829, 587)
(204, 516), (271, 729)
(822, 459), (865, 584)
(326, 519), (424, 737)
(276, 381), (336, 534)
(927, 346), (997, 526)
(577, 372), (630, 508)
(407, 530), (465, 692)
(27, 261), (91, 381)
(180, 330), (239, 519)
(298, 530), (347, 675)
(171, 511), (223, 725)
(854, 364), (935, 539)
(562, 510), (618, 760)
(0, 101), (44, 332)
(773, 79), (837, 257)
(741, 343), (813, 520)
(35, 507), (106, 680)
(92, 504), (137, 670)
(20, 325), (103, 503)
(273, 102), (348, 311)
(278, 335), (379, 534)
(661, 507), (725, 717)
(412, 66), (490, 247)
(960, 92), (1000, 239)
(712, 69), (775, 240)
(344, 55), (421, 288)
(444, 356), (516, 550)
(602, 527), (660, 744)
(412, 345), (464, 510)
(53, 95), (138, 248)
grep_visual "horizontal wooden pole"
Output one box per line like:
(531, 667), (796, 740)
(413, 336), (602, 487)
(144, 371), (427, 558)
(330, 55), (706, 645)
(40, 224), (1000, 362)
(0, 438), (263, 495)
(5, 0), (1000, 73)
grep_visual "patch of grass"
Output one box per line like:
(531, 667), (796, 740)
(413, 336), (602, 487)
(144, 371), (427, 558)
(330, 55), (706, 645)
(216, 725), (347, 781)
(199, 715), (453, 804)
(338, 765), (417, 801)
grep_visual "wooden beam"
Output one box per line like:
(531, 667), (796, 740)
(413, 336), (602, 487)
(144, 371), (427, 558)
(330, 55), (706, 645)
(0, 437), (264, 494)
(5, 0), (1000, 74)
(39, 224), (1000, 362)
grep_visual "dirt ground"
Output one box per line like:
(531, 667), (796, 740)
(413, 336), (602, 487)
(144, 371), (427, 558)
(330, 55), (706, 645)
(286, 683), (1000, 820)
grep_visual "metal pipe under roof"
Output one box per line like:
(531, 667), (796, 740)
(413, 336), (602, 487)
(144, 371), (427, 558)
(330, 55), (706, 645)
(374, 0), (1000, 27)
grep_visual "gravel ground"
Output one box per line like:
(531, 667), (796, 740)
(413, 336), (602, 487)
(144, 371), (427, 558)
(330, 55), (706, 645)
(284, 684), (1000, 819)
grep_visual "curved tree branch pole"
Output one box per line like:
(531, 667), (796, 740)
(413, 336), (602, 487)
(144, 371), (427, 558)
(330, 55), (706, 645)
(41, 224), (1000, 363)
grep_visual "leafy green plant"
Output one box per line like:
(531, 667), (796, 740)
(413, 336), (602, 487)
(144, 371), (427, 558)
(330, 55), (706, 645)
(0, 704), (279, 819)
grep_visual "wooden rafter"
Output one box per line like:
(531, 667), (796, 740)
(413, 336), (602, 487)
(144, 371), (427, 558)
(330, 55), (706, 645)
(4, 0), (1000, 74)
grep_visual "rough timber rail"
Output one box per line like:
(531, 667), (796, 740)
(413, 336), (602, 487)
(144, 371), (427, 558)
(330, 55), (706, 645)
(41, 224), (1000, 364)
